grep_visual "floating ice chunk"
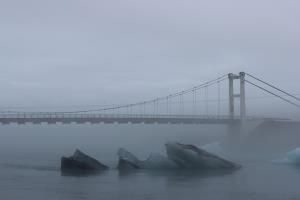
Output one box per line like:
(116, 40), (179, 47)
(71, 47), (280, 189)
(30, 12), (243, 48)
(61, 149), (109, 173)
(117, 148), (178, 170)
(165, 142), (241, 170)
(117, 143), (241, 170)
(117, 148), (142, 169)
(286, 148), (300, 164)
(273, 148), (300, 164)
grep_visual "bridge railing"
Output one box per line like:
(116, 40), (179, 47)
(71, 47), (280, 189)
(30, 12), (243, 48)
(0, 113), (260, 120)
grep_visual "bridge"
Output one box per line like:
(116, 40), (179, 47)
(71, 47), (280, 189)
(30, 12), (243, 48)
(0, 72), (299, 125)
(0, 113), (277, 125)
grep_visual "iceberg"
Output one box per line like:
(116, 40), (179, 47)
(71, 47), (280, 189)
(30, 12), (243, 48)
(165, 142), (241, 170)
(61, 149), (109, 173)
(117, 142), (241, 170)
(117, 148), (142, 169)
(274, 148), (300, 165)
(117, 148), (179, 170)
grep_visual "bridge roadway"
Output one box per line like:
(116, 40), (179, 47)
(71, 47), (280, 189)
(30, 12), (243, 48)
(0, 113), (275, 125)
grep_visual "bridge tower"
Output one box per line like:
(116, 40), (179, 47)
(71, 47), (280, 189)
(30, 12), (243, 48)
(227, 72), (246, 146)
(228, 72), (246, 121)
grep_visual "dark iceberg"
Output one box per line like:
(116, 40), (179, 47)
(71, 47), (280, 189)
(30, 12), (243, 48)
(165, 142), (241, 170)
(61, 149), (109, 173)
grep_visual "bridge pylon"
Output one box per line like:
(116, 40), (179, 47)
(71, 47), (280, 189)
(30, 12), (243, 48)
(228, 72), (246, 121)
(227, 72), (246, 144)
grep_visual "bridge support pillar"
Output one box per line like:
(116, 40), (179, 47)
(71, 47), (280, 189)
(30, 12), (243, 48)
(227, 72), (247, 145)
(228, 72), (247, 121)
(228, 73), (235, 119)
(240, 72), (246, 122)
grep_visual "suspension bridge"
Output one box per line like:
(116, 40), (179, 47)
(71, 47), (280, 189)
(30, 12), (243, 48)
(0, 72), (298, 125)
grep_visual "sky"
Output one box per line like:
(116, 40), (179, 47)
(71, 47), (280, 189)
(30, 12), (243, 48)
(0, 0), (299, 117)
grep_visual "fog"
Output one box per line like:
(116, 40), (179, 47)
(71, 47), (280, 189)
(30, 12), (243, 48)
(0, 124), (224, 165)
(0, 0), (299, 117)
(0, 122), (299, 167)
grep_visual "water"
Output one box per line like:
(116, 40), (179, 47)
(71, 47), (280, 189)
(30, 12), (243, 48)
(0, 124), (300, 200)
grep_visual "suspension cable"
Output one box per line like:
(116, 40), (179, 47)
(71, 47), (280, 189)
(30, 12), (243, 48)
(246, 72), (300, 101)
(193, 88), (196, 115)
(205, 85), (208, 115)
(245, 80), (300, 108)
(217, 80), (220, 116)
(2, 74), (228, 115)
(169, 97), (172, 115)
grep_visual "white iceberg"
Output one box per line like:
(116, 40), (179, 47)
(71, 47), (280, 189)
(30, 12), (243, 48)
(273, 148), (300, 165)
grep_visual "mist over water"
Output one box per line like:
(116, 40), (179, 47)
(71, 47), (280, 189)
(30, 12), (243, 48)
(0, 124), (224, 165)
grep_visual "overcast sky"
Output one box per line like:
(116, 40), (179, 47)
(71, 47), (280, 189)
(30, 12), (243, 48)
(0, 0), (299, 116)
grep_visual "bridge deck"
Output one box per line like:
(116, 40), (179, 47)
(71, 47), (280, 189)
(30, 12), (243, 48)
(0, 114), (272, 125)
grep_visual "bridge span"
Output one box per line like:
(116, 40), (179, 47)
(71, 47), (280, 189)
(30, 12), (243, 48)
(0, 113), (282, 125)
